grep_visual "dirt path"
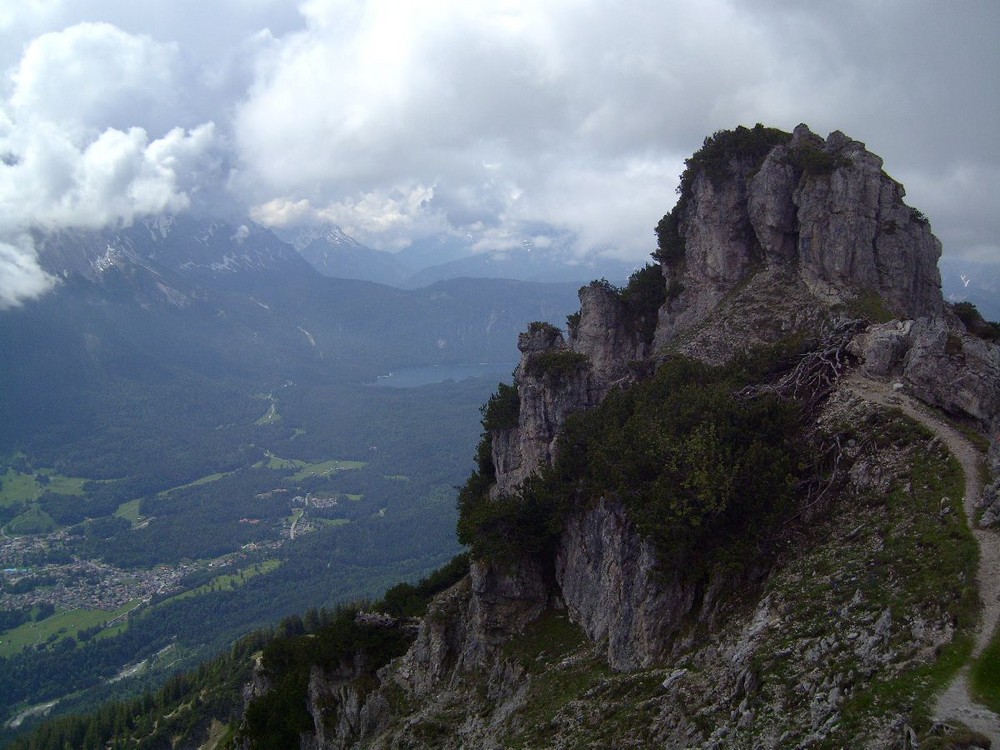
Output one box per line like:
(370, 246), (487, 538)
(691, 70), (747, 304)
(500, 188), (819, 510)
(843, 374), (1000, 742)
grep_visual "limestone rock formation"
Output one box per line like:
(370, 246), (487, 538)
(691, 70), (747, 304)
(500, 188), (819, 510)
(851, 316), (1000, 433)
(557, 499), (700, 670)
(238, 125), (998, 749)
(655, 124), (943, 357)
(491, 281), (646, 496)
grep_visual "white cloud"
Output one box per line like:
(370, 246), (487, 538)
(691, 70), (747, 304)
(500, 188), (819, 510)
(1, 0), (997, 303)
(231, 0), (999, 266)
(0, 235), (56, 309)
(7, 22), (180, 137)
(0, 22), (222, 305)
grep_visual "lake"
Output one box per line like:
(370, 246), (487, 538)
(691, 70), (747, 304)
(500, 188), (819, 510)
(368, 362), (516, 388)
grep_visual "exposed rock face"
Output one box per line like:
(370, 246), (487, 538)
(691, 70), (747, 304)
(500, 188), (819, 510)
(901, 319), (1000, 430)
(464, 554), (554, 661)
(492, 284), (644, 497)
(568, 282), (644, 382)
(556, 499), (696, 670)
(247, 125), (998, 749)
(305, 662), (389, 749)
(851, 314), (1000, 528)
(983, 445), (1000, 527)
(656, 124), (943, 355)
(491, 324), (596, 496)
(393, 579), (472, 696)
(851, 316), (1000, 432)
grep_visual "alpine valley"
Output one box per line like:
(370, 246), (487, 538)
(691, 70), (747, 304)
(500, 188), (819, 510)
(6, 125), (1000, 750)
(0, 213), (587, 742)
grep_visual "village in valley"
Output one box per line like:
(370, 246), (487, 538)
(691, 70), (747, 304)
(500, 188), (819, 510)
(0, 486), (346, 653)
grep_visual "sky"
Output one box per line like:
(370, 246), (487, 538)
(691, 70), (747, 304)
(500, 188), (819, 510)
(1, 0), (998, 307)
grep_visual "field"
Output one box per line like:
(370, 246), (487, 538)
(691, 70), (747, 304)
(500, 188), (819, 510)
(158, 560), (282, 606)
(0, 602), (139, 659)
(258, 455), (368, 480)
(0, 466), (89, 507)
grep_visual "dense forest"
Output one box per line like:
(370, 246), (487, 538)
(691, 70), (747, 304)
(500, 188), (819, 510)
(4, 555), (470, 750)
(0, 371), (507, 739)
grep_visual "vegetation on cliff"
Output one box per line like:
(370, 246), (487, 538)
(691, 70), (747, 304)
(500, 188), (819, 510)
(653, 124), (792, 266)
(954, 301), (1000, 343)
(459, 350), (809, 574)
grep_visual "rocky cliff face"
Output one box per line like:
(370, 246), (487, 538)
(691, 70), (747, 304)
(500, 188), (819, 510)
(656, 124), (943, 359)
(242, 126), (999, 749)
(554, 498), (748, 671)
(491, 282), (648, 496)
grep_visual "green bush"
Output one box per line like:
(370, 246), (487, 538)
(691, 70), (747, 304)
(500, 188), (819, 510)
(845, 292), (894, 324)
(789, 143), (844, 175)
(523, 350), (589, 382)
(678, 124), (792, 195)
(620, 264), (667, 344)
(480, 382), (520, 432)
(527, 321), (562, 336)
(653, 208), (684, 266)
(381, 554), (470, 618)
(953, 301), (1000, 342)
(459, 354), (809, 577)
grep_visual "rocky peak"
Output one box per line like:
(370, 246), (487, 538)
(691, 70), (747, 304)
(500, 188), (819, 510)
(492, 283), (649, 498)
(233, 125), (1000, 750)
(567, 281), (645, 383)
(491, 322), (593, 497)
(655, 124), (943, 355)
(474, 123), (990, 688)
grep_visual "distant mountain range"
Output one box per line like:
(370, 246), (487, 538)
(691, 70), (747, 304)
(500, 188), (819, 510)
(277, 222), (640, 288)
(279, 224), (412, 287)
(1, 216), (581, 454)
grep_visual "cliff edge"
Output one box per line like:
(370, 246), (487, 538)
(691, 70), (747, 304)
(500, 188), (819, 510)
(236, 125), (999, 750)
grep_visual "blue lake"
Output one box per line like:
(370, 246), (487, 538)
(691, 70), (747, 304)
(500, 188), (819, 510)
(368, 362), (516, 388)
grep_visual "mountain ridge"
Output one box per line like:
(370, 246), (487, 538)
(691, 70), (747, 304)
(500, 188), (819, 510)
(10, 124), (1000, 750)
(258, 123), (998, 749)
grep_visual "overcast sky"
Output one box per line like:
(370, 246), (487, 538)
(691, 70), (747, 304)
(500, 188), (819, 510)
(1, 0), (997, 307)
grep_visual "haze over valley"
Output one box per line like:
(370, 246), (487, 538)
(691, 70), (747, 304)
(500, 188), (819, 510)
(1, 2), (998, 748)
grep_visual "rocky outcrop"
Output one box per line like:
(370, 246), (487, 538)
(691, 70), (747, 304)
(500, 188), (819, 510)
(851, 314), (1000, 527)
(305, 662), (389, 749)
(261, 125), (997, 749)
(490, 323), (597, 496)
(492, 283), (645, 496)
(656, 124), (943, 356)
(851, 316), (1000, 433)
(557, 500), (698, 670)
(901, 319), (1000, 430)
(789, 129), (941, 316)
(982, 446), (1000, 528)
(464, 554), (554, 662)
(392, 579), (473, 697)
(568, 282), (645, 382)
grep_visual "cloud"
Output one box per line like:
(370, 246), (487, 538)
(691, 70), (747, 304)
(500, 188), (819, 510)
(234, 0), (718, 253)
(0, 235), (56, 309)
(1, 0), (997, 295)
(230, 0), (999, 265)
(8, 22), (180, 137)
(0, 21), (222, 305)
(0, 121), (217, 230)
